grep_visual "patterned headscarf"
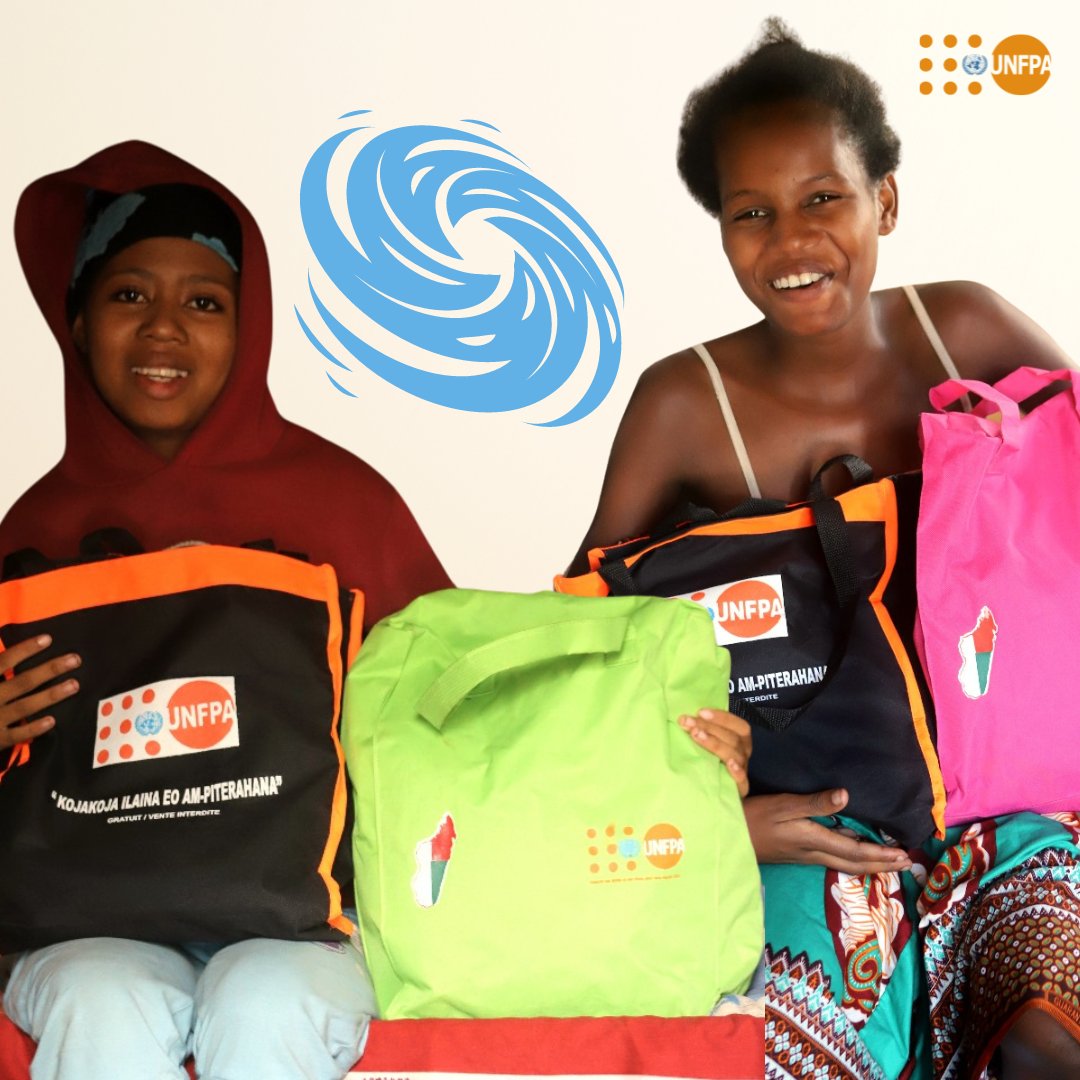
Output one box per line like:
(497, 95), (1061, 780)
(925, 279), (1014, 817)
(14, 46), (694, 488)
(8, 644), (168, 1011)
(68, 183), (242, 318)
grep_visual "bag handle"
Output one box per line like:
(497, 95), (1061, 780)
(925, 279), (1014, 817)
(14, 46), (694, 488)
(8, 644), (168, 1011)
(1, 532), (310, 583)
(417, 615), (631, 731)
(2, 528), (147, 582)
(984, 366), (1080, 420)
(79, 528), (144, 558)
(726, 493), (861, 733)
(805, 454), (874, 501)
(602, 458), (863, 613)
(597, 497), (788, 595)
(928, 378), (1023, 446)
(599, 457), (867, 734)
(732, 456), (871, 730)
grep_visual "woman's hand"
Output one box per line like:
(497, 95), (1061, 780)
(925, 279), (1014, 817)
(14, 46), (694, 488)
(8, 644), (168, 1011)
(744, 789), (912, 874)
(1, 635), (81, 751)
(679, 708), (751, 797)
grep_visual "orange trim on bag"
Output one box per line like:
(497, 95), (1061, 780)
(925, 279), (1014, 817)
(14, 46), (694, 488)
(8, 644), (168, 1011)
(552, 572), (609, 597)
(0, 742), (31, 784)
(836, 482), (896, 522)
(318, 588), (353, 935)
(0, 546), (341, 626)
(565, 486), (897, 591)
(586, 533), (649, 572)
(329, 909), (355, 936)
(1, 630), (15, 680)
(558, 490), (898, 591)
(865, 480), (948, 838)
(346, 589), (365, 670)
(1, 629), (31, 783)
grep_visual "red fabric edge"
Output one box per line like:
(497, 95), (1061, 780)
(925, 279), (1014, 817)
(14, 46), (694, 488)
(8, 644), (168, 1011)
(1, 1010), (763, 1079)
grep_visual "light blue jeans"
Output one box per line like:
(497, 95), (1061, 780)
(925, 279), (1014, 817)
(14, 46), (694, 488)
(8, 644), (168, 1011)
(4, 931), (376, 1080)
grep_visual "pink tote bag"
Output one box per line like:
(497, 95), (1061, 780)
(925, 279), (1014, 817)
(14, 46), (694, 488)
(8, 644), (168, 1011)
(917, 366), (1080, 825)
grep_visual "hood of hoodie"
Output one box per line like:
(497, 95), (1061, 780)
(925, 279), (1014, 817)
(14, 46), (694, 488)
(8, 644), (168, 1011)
(15, 139), (285, 482)
(2, 140), (451, 621)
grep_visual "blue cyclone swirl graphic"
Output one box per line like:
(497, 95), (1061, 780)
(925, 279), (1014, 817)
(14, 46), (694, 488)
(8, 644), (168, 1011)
(297, 114), (623, 426)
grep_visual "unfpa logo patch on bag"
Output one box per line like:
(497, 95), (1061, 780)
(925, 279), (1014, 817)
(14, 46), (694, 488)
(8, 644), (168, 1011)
(676, 575), (788, 647)
(587, 821), (684, 881)
(94, 677), (239, 769)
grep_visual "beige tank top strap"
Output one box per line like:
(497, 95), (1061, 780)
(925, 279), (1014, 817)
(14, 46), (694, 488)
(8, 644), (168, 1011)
(691, 343), (762, 499)
(902, 284), (964, 379)
(903, 284), (972, 411)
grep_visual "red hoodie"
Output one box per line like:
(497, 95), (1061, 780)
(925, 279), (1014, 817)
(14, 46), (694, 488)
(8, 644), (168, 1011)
(2, 141), (451, 626)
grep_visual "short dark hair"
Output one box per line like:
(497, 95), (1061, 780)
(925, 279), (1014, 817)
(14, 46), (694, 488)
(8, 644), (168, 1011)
(677, 18), (901, 217)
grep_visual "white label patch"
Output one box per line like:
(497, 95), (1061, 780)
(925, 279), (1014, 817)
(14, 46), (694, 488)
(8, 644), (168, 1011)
(94, 676), (239, 769)
(676, 574), (789, 647)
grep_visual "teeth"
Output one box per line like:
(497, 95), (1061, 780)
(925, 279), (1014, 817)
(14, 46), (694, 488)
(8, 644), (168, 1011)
(771, 272), (825, 290)
(133, 367), (188, 381)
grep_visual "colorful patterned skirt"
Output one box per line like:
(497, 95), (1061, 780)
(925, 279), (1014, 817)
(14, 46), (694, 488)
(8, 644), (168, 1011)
(763, 813), (1080, 1079)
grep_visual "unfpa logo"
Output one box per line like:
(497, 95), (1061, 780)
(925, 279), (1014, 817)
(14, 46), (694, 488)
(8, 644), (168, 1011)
(643, 823), (685, 870)
(94, 677), (239, 768)
(586, 821), (685, 880)
(676, 574), (788, 648)
(990, 36), (1051, 94)
(918, 33), (1051, 96)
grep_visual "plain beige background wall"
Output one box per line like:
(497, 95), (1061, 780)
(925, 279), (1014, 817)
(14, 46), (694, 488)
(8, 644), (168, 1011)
(2, 1), (1077, 590)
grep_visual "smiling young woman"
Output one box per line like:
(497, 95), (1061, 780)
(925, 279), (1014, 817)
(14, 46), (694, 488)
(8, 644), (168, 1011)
(569, 19), (1079, 1080)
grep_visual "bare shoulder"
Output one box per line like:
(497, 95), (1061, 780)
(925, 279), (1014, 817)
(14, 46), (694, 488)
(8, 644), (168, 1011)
(565, 331), (762, 570)
(629, 328), (763, 467)
(633, 344), (713, 408)
(625, 338), (734, 444)
(908, 280), (1073, 379)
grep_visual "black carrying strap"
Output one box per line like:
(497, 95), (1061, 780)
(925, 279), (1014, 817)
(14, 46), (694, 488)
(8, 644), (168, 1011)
(3, 528), (147, 582)
(728, 496), (859, 732)
(600, 458), (875, 733)
(1, 548), (53, 582)
(79, 528), (144, 559)
(598, 497), (787, 595)
(2, 531), (309, 583)
(730, 457), (875, 731)
(806, 454), (874, 502)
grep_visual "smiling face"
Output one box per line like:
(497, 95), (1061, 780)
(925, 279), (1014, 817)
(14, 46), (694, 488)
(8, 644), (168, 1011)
(715, 101), (897, 339)
(72, 236), (238, 459)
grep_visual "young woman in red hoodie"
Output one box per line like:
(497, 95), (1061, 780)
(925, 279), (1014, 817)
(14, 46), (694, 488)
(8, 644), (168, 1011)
(0, 141), (451, 1080)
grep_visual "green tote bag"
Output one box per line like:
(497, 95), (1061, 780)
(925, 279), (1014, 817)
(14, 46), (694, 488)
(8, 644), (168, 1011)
(342, 589), (763, 1019)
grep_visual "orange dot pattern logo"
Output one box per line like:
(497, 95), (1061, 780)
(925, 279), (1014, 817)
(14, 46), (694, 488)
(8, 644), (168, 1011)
(586, 821), (683, 879)
(918, 32), (1050, 96)
(94, 676), (240, 768)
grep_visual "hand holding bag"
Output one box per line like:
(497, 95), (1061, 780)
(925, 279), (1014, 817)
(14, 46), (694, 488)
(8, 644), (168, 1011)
(557, 462), (943, 846)
(0, 537), (361, 950)
(917, 366), (1080, 823)
(342, 588), (762, 1020)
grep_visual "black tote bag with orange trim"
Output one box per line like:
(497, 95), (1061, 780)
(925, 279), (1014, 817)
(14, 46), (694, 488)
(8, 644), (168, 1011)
(0, 540), (363, 951)
(557, 464), (944, 847)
